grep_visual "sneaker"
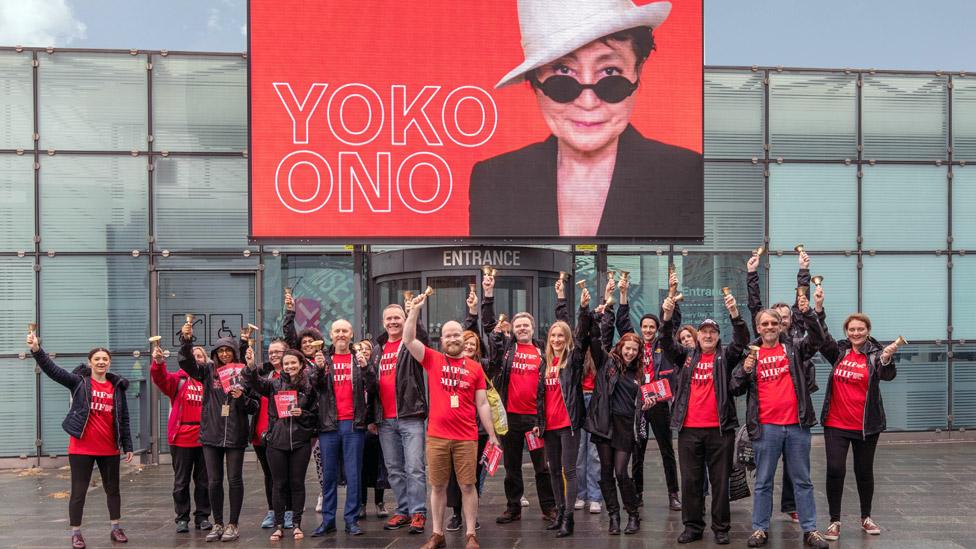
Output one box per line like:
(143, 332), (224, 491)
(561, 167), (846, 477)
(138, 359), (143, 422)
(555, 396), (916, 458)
(196, 520), (214, 531)
(824, 521), (841, 541)
(109, 528), (128, 543)
(495, 509), (521, 524)
(747, 529), (767, 547)
(520, 496), (529, 507)
(260, 510), (275, 529)
(345, 523), (363, 536)
(714, 530), (730, 545)
(804, 530), (829, 548)
(358, 506), (366, 520)
(311, 520), (336, 537)
(588, 501), (602, 514)
(220, 524), (239, 542)
(446, 514), (463, 532)
(574, 499), (585, 510)
(669, 492), (682, 511)
(176, 520), (190, 534)
(384, 514), (410, 530)
(283, 511), (294, 529)
(315, 494), (323, 512)
(409, 513), (427, 534)
(376, 502), (389, 518)
(71, 531), (86, 549)
(786, 511), (800, 523)
(205, 524), (224, 543)
(861, 517), (881, 535)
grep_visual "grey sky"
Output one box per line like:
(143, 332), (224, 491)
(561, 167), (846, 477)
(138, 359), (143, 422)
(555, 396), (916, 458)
(1, 0), (973, 71)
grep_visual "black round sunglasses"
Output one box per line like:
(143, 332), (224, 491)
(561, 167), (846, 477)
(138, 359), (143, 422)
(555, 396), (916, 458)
(529, 74), (639, 104)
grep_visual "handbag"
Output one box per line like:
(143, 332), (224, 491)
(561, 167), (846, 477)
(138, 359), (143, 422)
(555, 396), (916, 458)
(485, 379), (508, 436)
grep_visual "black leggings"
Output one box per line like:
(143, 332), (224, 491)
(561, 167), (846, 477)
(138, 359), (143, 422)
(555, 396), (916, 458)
(68, 454), (121, 526)
(544, 427), (581, 510)
(202, 445), (245, 526)
(267, 444), (313, 527)
(255, 445), (291, 511)
(596, 442), (638, 514)
(824, 427), (879, 522)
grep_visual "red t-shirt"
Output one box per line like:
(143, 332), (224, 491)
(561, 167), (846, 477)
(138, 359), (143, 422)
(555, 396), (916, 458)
(642, 342), (655, 383)
(683, 353), (720, 428)
(332, 354), (354, 421)
(543, 356), (571, 430)
(507, 343), (541, 414)
(825, 350), (870, 431)
(582, 369), (596, 392)
(251, 371), (279, 446)
(378, 340), (401, 419)
(69, 378), (118, 456)
(421, 348), (487, 440)
(173, 378), (204, 447)
(757, 344), (799, 425)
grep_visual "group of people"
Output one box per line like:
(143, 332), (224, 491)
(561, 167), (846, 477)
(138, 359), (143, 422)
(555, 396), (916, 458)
(28, 250), (903, 549)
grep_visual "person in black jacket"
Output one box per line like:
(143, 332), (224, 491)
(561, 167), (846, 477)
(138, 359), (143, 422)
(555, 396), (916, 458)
(178, 322), (258, 542)
(29, 332), (133, 549)
(244, 348), (319, 541)
(482, 273), (558, 524)
(731, 293), (829, 549)
(309, 319), (377, 537)
(613, 271), (682, 511)
(817, 307), (900, 542)
(660, 291), (748, 545)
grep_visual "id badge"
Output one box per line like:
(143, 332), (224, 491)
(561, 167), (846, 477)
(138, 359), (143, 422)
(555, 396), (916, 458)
(644, 373), (651, 384)
(221, 404), (230, 417)
(450, 394), (460, 408)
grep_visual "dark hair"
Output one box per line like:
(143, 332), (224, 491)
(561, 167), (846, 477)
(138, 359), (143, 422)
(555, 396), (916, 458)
(88, 347), (111, 361)
(601, 26), (656, 68)
(677, 325), (699, 348)
(843, 313), (872, 332)
(611, 333), (643, 374)
(770, 302), (791, 311)
(297, 328), (324, 356)
(281, 349), (310, 388)
(281, 349), (307, 367)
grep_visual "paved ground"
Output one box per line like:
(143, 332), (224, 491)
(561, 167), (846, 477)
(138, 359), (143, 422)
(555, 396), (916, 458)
(2, 439), (975, 548)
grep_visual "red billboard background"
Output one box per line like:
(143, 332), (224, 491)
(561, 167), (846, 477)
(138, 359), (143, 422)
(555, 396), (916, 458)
(249, 0), (703, 241)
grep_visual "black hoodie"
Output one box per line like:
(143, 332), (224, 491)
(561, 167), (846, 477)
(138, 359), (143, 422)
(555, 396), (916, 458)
(178, 335), (259, 448)
(819, 334), (896, 437)
(243, 366), (319, 450)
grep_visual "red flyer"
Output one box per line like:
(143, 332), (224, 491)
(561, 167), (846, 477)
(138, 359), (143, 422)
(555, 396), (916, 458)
(482, 443), (503, 476)
(641, 379), (673, 402)
(217, 364), (245, 394)
(525, 430), (544, 451)
(274, 391), (298, 418)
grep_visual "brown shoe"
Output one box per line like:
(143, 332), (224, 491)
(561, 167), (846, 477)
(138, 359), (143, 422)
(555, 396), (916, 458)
(542, 508), (558, 523)
(465, 533), (480, 549)
(109, 528), (128, 543)
(495, 509), (521, 524)
(421, 533), (446, 549)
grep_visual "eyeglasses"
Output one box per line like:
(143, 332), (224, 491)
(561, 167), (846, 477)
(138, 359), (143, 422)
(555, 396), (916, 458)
(530, 75), (639, 104)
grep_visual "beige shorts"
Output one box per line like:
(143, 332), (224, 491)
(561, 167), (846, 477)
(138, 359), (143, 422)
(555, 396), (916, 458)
(426, 435), (478, 487)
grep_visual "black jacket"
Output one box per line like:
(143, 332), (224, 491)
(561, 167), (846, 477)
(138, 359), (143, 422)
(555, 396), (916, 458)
(310, 347), (377, 432)
(243, 366), (319, 450)
(660, 315), (749, 433)
(536, 300), (591, 434)
(178, 335), (259, 448)
(819, 334), (897, 437)
(583, 311), (646, 441)
(730, 308), (826, 440)
(469, 125), (703, 238)
(483, 296), (546, 419)
(33, 349), (133, 454)
(613, 301), (682, 388)
(369, 320), (430, 421)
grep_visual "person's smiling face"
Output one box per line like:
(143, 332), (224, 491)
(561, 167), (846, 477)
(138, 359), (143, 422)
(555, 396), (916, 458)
(533, 38), (639, 156)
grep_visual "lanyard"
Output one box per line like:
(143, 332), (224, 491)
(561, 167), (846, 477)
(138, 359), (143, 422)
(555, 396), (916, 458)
(442, 354), (462, 394)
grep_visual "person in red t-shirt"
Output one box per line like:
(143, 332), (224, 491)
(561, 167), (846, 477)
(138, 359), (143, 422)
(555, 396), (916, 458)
(404, 293), (499, 549)
(29, 332), (133, 549)
(150, 344), (212, 533)
(817, 309), (899, 541)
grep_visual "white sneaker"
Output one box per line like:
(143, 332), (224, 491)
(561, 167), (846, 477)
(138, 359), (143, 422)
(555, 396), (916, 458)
(315, 494), (323, 513)
(520, 496), (529, 507)
(589, 501), (602, 514)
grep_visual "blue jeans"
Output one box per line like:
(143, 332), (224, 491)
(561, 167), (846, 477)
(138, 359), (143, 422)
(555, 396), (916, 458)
(319, 421), (366, 527)
(751, 424), (816, 532)
(575, 393), (602, 502)
(378, 417), (427, 516)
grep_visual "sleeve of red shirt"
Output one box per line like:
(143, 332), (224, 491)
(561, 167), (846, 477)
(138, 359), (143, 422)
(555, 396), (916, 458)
(150, 360), (180, 400)
(473, 360), (487, 390)
(419, 346), (433, 371)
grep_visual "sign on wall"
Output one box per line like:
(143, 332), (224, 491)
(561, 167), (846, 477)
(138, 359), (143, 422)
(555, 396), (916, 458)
(248, 0), (703, 242)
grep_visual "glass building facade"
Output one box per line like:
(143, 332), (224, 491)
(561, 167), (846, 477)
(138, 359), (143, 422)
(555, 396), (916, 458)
(1, 48), (974, 460)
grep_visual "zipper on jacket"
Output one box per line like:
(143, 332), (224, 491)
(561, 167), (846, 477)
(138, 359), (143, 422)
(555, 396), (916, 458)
(79, 379), (92, 439)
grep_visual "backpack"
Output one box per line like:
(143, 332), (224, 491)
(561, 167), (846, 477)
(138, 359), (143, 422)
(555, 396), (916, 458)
(734, 423), (755, 471)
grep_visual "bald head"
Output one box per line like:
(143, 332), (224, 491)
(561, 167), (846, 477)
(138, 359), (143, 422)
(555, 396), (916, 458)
(330, 318), (353, 352)
(441, 320), (465, 358)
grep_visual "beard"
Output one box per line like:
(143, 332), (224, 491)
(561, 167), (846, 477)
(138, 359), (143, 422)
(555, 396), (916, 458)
(443, 339), (464, 357)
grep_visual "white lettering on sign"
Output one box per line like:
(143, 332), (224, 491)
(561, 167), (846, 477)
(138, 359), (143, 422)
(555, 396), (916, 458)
(442, 249), (522, 267)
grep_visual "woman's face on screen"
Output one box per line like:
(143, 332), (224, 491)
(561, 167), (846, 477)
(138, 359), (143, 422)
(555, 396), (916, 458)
(534, 38), (639, 156)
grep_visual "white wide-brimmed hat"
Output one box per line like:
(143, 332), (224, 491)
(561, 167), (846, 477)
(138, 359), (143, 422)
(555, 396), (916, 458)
(495, 0), (672, 89)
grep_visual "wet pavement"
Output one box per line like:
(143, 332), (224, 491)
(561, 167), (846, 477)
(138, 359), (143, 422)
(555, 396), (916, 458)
(2, 439), (975, 548)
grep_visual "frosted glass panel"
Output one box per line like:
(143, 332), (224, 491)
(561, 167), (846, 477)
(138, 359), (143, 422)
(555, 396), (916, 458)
(38, 53), (147, 151)
(0, 52), (34, 150)
(769, 72), (856, 159)
(689, 163), (764, 251)
(0, 257), (35, 354)
(769, 255), (856, 338)
(0, 155), (35, 250)
(862, 255), (946, 341)
(951, 257), (976, 340)
(862, 75), (948, 161)
(768, 164), (857, 251)
(704, 70), (764, 159)
(0, 359), (37, 456)
(952, 167), (976, 250)
(878, 344), (947, 431)
(952, 78), (976, 161)
(862, 165), (947, 251)
(952, 345), (976, 428)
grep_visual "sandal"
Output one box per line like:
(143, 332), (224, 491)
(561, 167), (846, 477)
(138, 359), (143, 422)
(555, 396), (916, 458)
(293, 527), (304, 540)
(269, 527), (283, 541)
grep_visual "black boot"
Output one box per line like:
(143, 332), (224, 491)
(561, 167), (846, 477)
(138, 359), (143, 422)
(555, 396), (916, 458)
(546, 505), (564, 531)
(624, 511), (640, 535)
(556, 511), (574, 538)
(608, 511), (621, 535)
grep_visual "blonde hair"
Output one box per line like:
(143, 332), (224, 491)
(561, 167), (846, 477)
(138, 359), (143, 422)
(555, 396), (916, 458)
(545, 321), (575, 375)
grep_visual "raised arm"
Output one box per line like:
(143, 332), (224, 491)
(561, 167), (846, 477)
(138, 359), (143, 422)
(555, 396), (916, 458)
(241, 361), (274, 397)
(29, 336), (81, 389)
(403, 294), (428, 363)
(746, 254), (763, 337)
(463, 287), (478, 332)
(722, 292), (749, 364)
(794, 293), (825, 362)
(177, 323), (206, 382)
(149, 347), (180, 400)
(283, 292), (298, 350)
(659, 296), (689, 367)
(555, 278), (571, 324)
